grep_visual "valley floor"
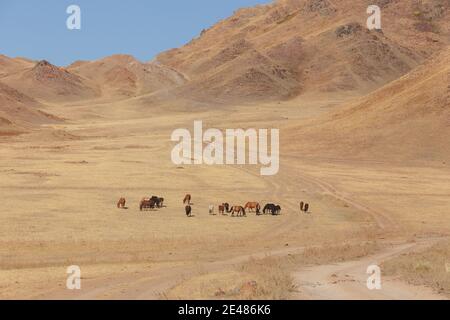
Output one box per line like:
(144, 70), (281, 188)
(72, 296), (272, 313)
(0, 96), (448, 299)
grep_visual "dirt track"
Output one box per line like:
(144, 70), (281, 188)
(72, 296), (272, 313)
(292, 240), (445, 300)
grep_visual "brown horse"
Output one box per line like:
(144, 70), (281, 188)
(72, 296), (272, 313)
(117, 198), (126, 209)
(140, 198), (156, 211)
(185, 205), (192, 217)
(244, 202), (260, 214)
(230, 206), (246, 217)
(183, 194), (191, 204)
(299, 201), (304, 212)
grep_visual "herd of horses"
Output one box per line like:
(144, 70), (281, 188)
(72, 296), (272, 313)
(116, 196), (165, 211)
(213, 202), (281, 217)
(182, 195), (283, 217)
(117, 194), (311, 217)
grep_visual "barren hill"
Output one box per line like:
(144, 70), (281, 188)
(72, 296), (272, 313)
(1, 60), (99, 103)
(67, 54), (187, 99)
(156, 0), (449, 103)
(0, 55), (34, 78)
(286, 46), (450, 161)
(0, 82), (60, 135)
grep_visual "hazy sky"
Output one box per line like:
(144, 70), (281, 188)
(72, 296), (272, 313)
(0, 0), (271, 66)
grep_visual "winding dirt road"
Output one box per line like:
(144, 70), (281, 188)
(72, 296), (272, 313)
(292, 240), (444, 300)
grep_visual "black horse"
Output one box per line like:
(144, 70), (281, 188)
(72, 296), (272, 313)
(263, 203), (281, 215)
(185, 205), (192, 217)
(150, 196), (164, 208)
(263, 204), (275, 215)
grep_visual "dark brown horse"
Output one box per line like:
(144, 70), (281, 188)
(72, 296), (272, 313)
(185, 205), (192, 217)
(219, 203), (230, 215)
(183, 194), (191, 204)
(303, 203), (309, 213)
(140, 198), (156, 211)
(299, 201), (304, 212)
(117, 198), (126, 209)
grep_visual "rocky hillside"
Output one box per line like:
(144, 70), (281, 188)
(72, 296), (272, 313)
(67, 54), (187, 99)
(1, 60), (99, 102)
(156, 0), (449, 103)
(0, 82), (60, 135)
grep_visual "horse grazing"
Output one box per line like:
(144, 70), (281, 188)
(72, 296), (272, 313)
(183, 194), (191, 204)
(230, 206), (246, 217)
(150, 196), (164, 208)
(117, 198), (126, 209)
(263, 203), (275, 215)
(244, 202), (260, 214)
(263, 203), (281, 215)
(140, 198), (156, 211)
(185, 205), (192, 217)
(299, 201), (304, 212)
(209, 204), (214, 215)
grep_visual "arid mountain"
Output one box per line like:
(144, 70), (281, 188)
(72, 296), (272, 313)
(286, 46), (450, 161)
(156, 0), (449, 102)
(1, 0), (449, 137)
(67, 54), (187, 99)
(0, 82), (60, 135)
(1, 60), (99, 102)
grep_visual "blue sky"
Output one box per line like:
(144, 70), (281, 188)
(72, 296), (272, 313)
(0, 0), (271, 66)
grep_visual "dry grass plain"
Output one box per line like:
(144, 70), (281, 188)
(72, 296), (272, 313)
(0, 95), (448, 299)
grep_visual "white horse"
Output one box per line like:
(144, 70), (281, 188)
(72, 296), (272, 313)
(208, 204), (214, 215)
